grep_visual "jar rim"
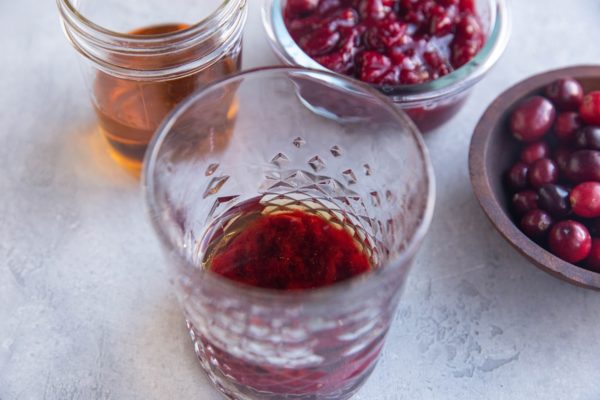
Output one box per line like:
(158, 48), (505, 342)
(262, 0), (511, 106)
(142, 66), (436, 306)
(57, 0), (238, 43)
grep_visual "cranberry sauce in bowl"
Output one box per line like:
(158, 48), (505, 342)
(263, 0), (510, 131)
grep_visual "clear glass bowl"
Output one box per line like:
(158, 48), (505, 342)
(262, 0), (511, 132)
(143, 67), (435, 399)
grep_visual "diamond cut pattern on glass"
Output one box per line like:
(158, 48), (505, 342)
(292, 136), (306, 148)
(270, 152), (290, 167)
(308, 155), (326, 172)
(330, 145), (342, 157)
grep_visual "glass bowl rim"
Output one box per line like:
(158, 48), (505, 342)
(143, 66), (436, 305)
(261, 0), (511, 105)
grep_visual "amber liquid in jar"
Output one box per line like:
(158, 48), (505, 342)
(93, 23), (241, 171)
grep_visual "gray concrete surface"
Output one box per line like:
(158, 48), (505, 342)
(2, 1), (600, 399)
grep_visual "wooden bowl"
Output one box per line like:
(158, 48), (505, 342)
(469, 65), (600, 290)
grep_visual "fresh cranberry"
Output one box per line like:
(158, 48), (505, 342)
(584, 238), (600, 272)
(520, 209), (553, 240)
(538, 184), (571, 218)
(554, 112), (581, 142)
(512, 190), (539, 216)
(553, 147), (573, 175)
(580, 91), (600, 125)
(286, 0), (319, 17)
(509, 96), (556, 142)
(545, 78), (584, 111)
(565, 150), (600, 183)
(548, 220), (592, 263)
(588, 218), (600, 237)
(520, 141), (550, 164)
(574, 126), (600, 150)
(528, 158), (558, 188)
(506, 162), (529, 192)
(570, 182), (600, 218)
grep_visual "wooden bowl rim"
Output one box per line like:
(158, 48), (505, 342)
(469, 65), (600, 290)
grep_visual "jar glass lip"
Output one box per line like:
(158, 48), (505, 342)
(143, 66), (436, 306)
(262, 0), (511, 105)
(57, 0), (239, 42)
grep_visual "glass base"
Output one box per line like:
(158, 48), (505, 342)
(187, 320), (381, 400)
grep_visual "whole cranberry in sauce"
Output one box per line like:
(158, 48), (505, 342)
(584, 238), (600, 272)
(506, 162), (529, 191)
(510, 96), (556, 142)
(538, 184), (571, 218)
(570, 182), (600, 218)
(545, 78), (584, 111)
(580, 91), (600, 125)
(565, 150), (600, 182)
(574, 126), (600, 150)
(528, 158), (558, 188)
(512, 190), (539, 216)
(548, 220), (592, 263)
(554, 112), (581, 143)
(520, 141), (550, 165)
(520, 209), (553, 240)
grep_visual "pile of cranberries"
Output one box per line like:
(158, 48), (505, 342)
(505, 77), (600, 272)
(283, 0), (485, 85)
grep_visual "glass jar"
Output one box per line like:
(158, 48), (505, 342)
(262, 0), (510, 132)
(57, 0), (247, 173)
(144, 67), (435, 399)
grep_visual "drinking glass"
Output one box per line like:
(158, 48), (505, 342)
(144, 67), (435, 399)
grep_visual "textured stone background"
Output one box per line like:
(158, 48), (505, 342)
(2, 1), (600, 399)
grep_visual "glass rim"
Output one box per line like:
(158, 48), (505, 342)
(57, 0), (244, 45)
(143, 66), (436, 305)
(261, 0), (511, 105)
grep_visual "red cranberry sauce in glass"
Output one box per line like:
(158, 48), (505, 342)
(192, 197), (379, 396)
(283, 0), (486, 130)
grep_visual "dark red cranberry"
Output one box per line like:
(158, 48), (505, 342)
(512, 190), (539, 216)
(506, 162), (529, 192)
(359, 51), (391, 83)
(520, 141), (550, 165)
(359, 0), (392, 21)
(365, 19), (407, 50)
(580, 91), (600, 125)
(299, 28), (341, 56)
(545, 78), (584, 111)
(510, 96), (556, 142)
(528, 158), (558, 188)
(554, 112), (581, 142)
(584, 238), (600, 272)
(587, 218), (600, 237)
(553, 147), (573, 175)
(548, 220), (592, 263)
(538, 184), (571, 218)
(286, 0), (319, 17)
(570, 182), (600, 218)
(574, 126), (600, 150)
(429, 4), (457, 36)
(565, 150), (600, 183)
(520, 209), (553, 240)
(450, 14), (484, 67)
